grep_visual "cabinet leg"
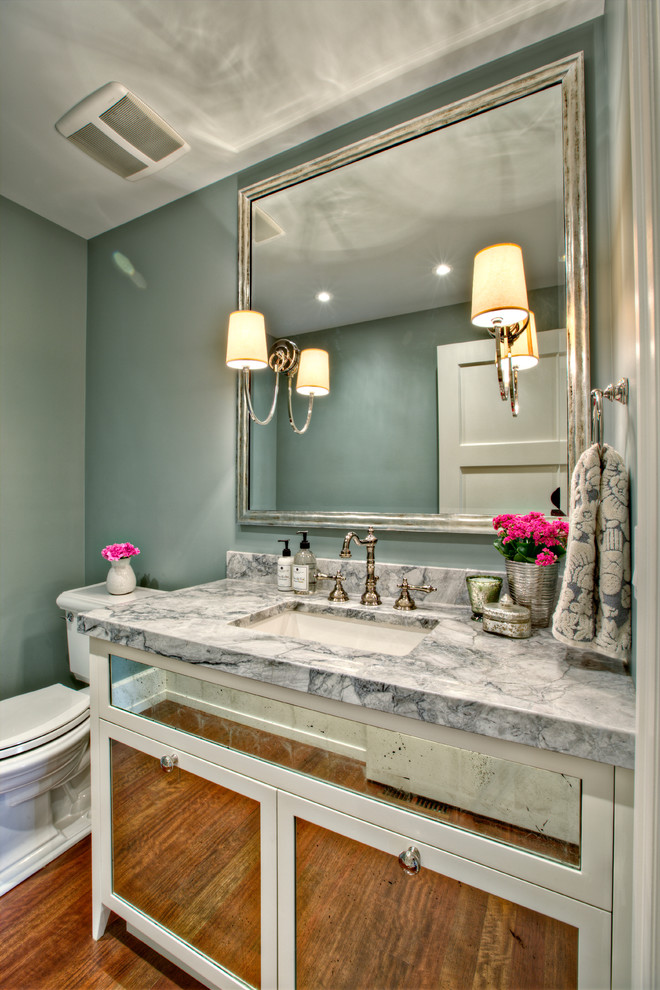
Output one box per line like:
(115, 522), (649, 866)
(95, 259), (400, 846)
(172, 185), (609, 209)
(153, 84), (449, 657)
(92, 902), (111, 940)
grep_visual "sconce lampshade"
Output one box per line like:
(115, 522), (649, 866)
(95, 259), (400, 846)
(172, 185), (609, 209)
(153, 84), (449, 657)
(501, 312), (539, 382)
(471, 243), (529, 328)
(296, 348), (330, 396)
(509, 311), (539, 370)
(226, 310), (268, 370)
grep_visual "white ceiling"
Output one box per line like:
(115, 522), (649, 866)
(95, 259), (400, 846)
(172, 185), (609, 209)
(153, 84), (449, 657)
(252, 86), (565, 332)
(0, 0), (603, 240)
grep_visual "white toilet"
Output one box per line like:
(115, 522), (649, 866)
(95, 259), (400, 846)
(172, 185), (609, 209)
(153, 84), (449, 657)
(0, 582), (164, 895)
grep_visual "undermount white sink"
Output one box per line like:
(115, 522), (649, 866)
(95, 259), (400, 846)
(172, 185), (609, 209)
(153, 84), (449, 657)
(239, 606), (433, 657)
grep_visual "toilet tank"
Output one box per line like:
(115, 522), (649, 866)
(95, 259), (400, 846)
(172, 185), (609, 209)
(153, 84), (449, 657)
(56, 583), (166, 682)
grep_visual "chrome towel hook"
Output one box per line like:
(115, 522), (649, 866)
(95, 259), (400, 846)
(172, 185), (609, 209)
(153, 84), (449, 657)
(590, 378), (629, 448)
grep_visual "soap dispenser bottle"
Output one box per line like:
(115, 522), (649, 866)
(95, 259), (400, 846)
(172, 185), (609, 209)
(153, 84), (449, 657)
(277, 539), (293, 591)
(293, 531), (317, 595)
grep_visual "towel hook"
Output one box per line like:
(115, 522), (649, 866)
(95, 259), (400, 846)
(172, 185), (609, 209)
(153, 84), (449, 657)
(590, 378), (629, 447)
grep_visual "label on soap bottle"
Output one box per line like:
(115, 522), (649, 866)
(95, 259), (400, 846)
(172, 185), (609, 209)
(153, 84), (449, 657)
(278, 561), (293, 591)
(293, 564), (310, 592)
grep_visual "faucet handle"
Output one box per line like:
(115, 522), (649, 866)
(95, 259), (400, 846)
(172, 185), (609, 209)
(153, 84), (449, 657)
(316, 571), (349, 603)
(393, 579), (437, 611)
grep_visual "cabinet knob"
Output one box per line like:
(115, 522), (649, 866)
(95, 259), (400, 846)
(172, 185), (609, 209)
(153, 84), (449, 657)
(160, 754), (178, 773)
(398, 846), (421, 875)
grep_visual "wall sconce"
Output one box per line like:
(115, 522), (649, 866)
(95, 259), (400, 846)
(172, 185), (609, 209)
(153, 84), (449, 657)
(471, 243), (534, 417)
(226, 310), (329, 434)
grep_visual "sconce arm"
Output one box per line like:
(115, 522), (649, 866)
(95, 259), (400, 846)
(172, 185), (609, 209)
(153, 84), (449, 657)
(493, 328), (519, 417)
(243, 367), (280, 426)
(287, 375), (314, 435)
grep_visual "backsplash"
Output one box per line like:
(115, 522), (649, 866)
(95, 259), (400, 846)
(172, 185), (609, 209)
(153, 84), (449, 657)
(226, 551), (506, 606)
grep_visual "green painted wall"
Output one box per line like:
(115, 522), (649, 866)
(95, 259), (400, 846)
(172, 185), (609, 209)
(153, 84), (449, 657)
(271, 286), (560, 514)
(85, 19), (613, 587)
(0, 197), (87, 700)
(85, 182), (239, 588)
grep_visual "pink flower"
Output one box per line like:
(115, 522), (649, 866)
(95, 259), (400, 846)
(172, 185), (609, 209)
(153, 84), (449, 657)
(493, 511), (568, 564)
(102, 542), (140, 562)
(493, 514), (515, 531)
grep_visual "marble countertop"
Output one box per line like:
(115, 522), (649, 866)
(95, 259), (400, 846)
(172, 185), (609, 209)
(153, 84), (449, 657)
(79, 577), (636, 768)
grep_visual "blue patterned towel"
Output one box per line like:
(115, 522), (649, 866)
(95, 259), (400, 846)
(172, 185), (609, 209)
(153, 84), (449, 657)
(552, 443), (631, 662)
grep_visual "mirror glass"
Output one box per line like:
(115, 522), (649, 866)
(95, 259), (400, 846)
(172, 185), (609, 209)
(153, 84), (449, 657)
(237, 57), (588, 532)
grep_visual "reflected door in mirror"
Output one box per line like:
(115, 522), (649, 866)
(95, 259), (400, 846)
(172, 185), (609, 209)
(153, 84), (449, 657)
(437, 328), (568, 514)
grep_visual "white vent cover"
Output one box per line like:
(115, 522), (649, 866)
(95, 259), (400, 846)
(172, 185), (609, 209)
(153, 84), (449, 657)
(55, 82), (189, 181)
(253, 206), (285, 244)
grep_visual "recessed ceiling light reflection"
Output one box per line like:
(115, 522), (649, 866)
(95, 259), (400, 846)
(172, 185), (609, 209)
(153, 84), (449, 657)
(316, 291), (332, 302)
(434, 264), (452, 276)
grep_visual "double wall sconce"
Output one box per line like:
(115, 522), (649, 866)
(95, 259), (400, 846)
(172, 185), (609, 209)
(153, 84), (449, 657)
(471, 243), (538, 417)
(226, 310), (329, 434)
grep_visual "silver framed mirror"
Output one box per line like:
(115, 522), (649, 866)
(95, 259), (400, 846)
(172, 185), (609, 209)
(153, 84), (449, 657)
(236, 53), (588, 533)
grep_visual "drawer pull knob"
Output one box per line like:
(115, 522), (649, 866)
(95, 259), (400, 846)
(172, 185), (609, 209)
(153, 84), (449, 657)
(398, 846), (421, 875)
(160, 754), (178, 773)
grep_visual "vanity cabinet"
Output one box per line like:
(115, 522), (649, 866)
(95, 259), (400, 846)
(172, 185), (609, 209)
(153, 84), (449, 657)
(89, 641), (630, 990)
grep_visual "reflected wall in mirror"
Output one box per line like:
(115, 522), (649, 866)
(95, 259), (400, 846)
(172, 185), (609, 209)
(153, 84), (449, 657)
(237, 54), (589, 533)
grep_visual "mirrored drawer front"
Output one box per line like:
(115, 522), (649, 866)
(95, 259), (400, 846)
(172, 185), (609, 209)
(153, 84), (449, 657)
(110, 655), (581, 867)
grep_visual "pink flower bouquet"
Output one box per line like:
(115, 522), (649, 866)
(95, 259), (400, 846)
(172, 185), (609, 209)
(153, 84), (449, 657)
(101, 542), (140, 562)
(493, 512), (568, 567)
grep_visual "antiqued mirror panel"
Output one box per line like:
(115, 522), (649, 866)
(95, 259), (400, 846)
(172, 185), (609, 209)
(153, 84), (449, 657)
(110, 655), (582, 867)
(238, 56), (589, 532)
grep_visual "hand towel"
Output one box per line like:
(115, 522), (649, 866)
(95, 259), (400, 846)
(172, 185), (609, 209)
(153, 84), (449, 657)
(552, 443), (631, 662)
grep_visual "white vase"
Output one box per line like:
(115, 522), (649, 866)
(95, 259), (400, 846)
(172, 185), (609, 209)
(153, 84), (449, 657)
(106, 558), (137, 595)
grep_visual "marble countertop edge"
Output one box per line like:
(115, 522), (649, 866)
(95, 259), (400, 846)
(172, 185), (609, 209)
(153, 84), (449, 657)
(78, 578), (635, 769)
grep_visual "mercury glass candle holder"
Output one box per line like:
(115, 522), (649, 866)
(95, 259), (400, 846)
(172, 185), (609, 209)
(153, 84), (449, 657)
(465, 574), (503, 620)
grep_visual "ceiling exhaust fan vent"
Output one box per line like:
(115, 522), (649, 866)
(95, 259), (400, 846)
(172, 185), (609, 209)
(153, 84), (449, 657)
(67, 123), (148, 179)
(55, 82), (189, 181)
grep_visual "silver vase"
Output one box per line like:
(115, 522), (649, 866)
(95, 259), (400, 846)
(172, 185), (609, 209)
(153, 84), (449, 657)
(505, 560), (559, 628)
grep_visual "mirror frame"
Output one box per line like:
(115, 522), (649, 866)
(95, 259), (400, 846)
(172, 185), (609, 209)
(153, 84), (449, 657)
(236, 53), (589, 533)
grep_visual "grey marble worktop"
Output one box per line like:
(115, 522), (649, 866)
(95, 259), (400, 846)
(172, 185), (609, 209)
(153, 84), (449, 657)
(79, 567), (636, 769)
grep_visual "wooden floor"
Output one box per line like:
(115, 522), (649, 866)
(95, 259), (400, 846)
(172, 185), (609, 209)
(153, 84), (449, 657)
(0, 836), (206, 990)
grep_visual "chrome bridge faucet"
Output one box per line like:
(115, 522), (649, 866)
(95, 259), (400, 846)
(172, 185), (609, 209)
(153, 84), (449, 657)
(339, 526), (381, 606)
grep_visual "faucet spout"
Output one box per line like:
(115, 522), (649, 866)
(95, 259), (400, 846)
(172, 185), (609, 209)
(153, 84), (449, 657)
(339, 532), (360, 558)
(339, 526), (381, 606)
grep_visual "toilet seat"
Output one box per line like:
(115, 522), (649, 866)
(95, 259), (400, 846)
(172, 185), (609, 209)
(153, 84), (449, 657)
(0, 684), (90, 760)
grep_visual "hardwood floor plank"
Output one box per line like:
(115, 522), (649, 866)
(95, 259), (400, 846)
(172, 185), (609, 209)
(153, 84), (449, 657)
(0, 837), (206, 990)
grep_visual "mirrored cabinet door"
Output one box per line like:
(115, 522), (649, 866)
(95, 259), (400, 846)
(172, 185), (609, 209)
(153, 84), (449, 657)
(106, 726), (277, 989)
(278, 795), (610, 990)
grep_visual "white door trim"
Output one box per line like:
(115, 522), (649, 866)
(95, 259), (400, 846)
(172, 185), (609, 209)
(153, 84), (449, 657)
(628, 0), (660, 985)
